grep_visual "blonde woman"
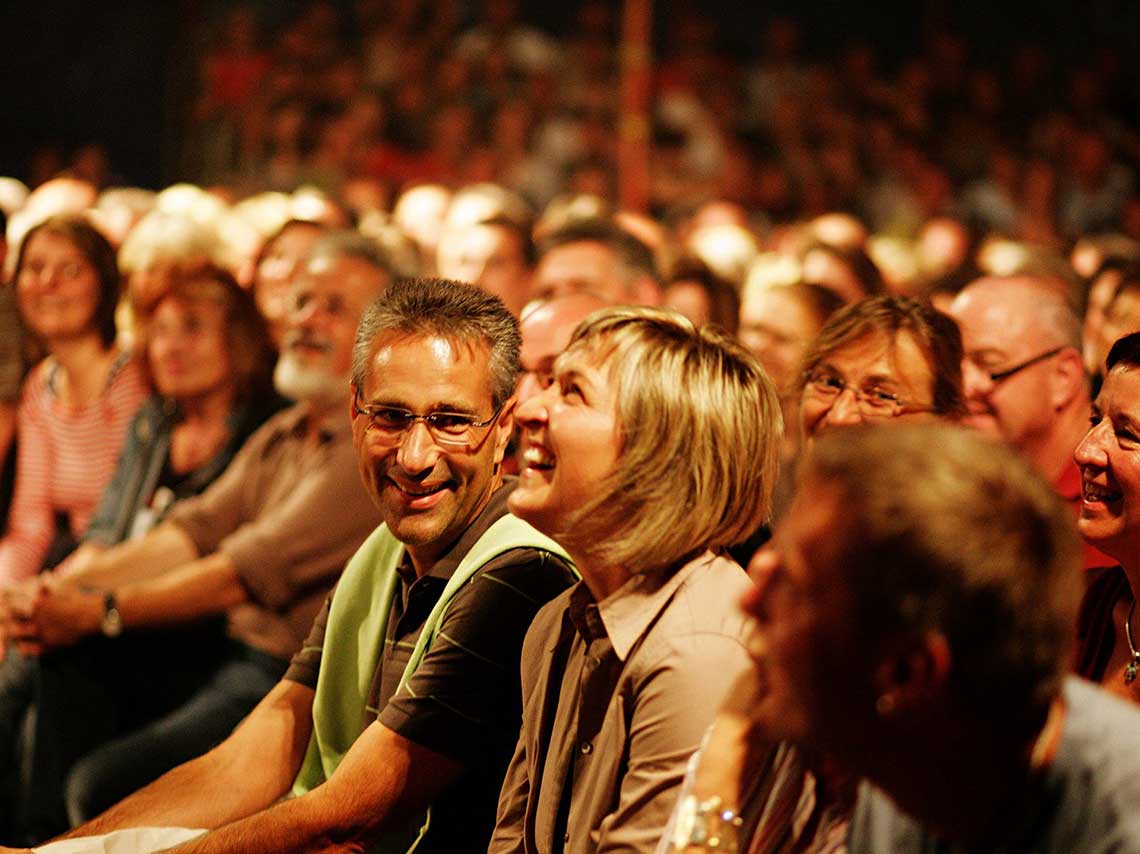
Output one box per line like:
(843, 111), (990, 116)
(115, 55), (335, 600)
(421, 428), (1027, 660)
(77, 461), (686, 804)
(491, 306), (782, 854)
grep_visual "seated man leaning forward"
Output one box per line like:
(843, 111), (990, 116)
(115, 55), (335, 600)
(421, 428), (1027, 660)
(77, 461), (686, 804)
(24, 278), (577, 854)
(744, 423), (1140, 853)
(491, 307), (783, 854)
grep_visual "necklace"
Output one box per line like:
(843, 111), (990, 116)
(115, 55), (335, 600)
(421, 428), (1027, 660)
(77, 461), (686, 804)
(1125, 597), (1140, 685)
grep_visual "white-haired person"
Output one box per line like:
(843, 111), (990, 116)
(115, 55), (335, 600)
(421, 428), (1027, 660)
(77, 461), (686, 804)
(490, 306), (783, 854)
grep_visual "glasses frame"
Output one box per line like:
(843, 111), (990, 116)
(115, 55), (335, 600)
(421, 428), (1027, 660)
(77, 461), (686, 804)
(352, 388), (504, 449)
(803, 367), (935, 419)
(982, 347), (1064, 383)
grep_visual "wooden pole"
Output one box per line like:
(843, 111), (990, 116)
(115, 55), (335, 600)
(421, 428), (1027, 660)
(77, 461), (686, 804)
(617, 0), (653, 214)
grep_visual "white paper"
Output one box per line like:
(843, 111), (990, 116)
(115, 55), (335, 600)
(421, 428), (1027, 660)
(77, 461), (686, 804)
(34, 826), (206, 854)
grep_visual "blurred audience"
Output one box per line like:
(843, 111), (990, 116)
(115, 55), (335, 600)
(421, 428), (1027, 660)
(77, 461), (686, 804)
(0, 217), (148, 585)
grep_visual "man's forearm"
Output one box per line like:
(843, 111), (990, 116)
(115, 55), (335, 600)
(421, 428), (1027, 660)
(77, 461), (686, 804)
(56, 681), (314, 842)
(56, 523), (199, 590)
(169, 721), (462, 854)
(115, 551), (248, 631)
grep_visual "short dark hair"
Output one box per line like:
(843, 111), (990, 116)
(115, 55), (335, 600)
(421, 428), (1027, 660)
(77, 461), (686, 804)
(804, 422), (1080, 729)
(352, 278), (520, 408)
(1106, 330), (1140, 372)
(480, 215), (536, 267)
(666, 258), (741, 335)
(801, 240), (885, 297)
(798, 295), (965, 417)
(537, 217), (658, 282)
(14, 215), (120, 347)
(307, 229), (398, 275)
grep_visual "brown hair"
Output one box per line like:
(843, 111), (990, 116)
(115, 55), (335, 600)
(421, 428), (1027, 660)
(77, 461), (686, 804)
(559, 306), (782, 572)
(798, 295), (965, 417)
(13, 214), (120, 347)
(136, 263), (275, 402)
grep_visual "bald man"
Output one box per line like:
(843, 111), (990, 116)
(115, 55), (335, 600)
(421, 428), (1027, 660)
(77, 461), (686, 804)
(516, 292), (611, 405)
(948, 276), (1112, 570)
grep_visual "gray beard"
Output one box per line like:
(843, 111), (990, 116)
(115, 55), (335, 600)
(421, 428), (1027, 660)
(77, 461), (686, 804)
(273, 352), (349, 405)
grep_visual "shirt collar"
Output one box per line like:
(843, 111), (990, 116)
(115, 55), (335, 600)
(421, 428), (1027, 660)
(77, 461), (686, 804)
(589, 550), (718, 662)
(279, 400), (353, 444)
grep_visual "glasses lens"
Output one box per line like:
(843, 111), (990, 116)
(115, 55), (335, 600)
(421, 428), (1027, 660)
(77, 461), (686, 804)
(428, 413), (477, 437)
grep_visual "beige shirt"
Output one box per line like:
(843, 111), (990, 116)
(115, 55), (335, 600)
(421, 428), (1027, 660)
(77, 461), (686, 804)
(490, 551), (753, 854)
(166, 402), (381, 659)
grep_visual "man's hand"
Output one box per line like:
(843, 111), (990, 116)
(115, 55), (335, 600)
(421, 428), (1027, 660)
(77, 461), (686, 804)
(0, 577), (50, 658)
(3, 583), (103, 656)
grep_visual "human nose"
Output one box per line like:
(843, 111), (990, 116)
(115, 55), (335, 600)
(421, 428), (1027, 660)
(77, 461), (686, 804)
(822, 385), (866, 427)
(742, 548), (779, 621)
(395, 419), (442, 473)
(1074, 417), (1109, 469)
(961, 359), (993, 399)
(515, 382), (553, 428)
(516, 372), (544, 408)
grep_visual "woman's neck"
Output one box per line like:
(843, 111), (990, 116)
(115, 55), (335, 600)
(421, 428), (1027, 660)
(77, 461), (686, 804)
(568, 551), (631, 602)
(177, 381), (238, 426)
(49, 335), (117, 406)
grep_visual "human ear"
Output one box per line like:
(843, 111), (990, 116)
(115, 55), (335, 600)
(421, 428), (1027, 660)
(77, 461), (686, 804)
(493, 396), (517, 460)
(1051, 348), (1087, 410)
(872, 631), (952, 716)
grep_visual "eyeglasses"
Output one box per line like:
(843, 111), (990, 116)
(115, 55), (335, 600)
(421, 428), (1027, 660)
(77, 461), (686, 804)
(353, 389), (502, 448)
(803, 367), (935, 418)
(976, 347), (1063, 383)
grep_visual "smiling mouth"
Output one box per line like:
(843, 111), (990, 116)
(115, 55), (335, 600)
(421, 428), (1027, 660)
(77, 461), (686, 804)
(389, 479), (452, 498)
(1083, 481), (1122, 503)
(521, 445), (555, 471)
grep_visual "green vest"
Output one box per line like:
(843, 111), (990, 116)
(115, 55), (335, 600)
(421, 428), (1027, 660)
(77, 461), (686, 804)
(292, 512), (572, 850)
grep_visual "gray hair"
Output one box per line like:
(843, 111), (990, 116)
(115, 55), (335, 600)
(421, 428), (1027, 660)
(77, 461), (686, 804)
(306, 229), (400, 276)
(352, 278), (520, 407)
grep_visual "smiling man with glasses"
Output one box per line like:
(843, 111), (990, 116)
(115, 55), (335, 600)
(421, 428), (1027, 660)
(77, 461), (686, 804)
(949, 275), (1113, 571)
(47, 279), (577, 854)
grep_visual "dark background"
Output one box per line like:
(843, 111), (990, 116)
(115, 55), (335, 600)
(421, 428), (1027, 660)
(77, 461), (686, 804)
(1, 0), (1137, 189)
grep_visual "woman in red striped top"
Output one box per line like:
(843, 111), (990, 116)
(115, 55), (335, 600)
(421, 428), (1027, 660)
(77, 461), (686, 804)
(0, 215), (148, 584)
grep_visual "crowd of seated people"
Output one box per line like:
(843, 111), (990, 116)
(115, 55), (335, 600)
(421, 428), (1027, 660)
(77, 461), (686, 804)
(1, 4), (1140, 852)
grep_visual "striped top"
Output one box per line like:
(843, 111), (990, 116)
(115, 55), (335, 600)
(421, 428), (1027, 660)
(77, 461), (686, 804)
(0, 354), (148, 583)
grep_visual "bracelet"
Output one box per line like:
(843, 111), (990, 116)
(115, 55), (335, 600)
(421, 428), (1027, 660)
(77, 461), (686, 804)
(672, 794), (743, 852)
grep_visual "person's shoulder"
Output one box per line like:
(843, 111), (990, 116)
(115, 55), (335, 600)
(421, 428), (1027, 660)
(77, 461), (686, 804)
(471, 546), (578, 608)
(1061, 677), (1140, 774)
(848, 781), (925, 854)
(663, 553), (752, 630)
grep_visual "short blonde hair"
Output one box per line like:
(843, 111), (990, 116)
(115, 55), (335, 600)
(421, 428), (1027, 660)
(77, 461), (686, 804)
(562, 306), (782, 572)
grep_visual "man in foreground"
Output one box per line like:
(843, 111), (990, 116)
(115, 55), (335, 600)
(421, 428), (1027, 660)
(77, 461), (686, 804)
(743, 423), (1140, 852)
(20, 279), (576, 854)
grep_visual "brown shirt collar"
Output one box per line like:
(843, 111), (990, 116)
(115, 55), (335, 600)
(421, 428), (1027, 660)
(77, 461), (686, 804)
(570, 550), (719, 662)
(277, 400), (354, 445)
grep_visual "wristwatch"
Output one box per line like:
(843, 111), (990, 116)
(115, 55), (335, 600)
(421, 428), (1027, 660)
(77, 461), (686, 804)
(101, 591), (124, 637)
(671, 795), (743, 852)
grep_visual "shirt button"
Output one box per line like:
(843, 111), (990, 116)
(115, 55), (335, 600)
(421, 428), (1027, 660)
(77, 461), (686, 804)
(580, 741), (592, 755)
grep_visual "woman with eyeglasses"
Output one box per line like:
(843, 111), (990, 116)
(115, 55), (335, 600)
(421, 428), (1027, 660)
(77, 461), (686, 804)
(797, 295), (966, 443)
(491, 306), (783, 854)
(0, 216), (148, 585)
